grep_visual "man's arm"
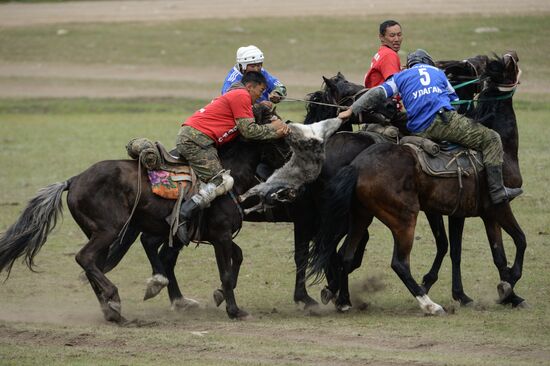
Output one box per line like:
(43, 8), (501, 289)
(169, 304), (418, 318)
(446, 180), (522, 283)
(263, 70), (287, 102)
(236, 118), (288, 140)
(338, 86), (388, 119)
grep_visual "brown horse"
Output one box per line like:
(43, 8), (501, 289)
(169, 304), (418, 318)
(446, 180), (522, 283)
(308, 54), (526, 314)
(0, 134), (290, 322)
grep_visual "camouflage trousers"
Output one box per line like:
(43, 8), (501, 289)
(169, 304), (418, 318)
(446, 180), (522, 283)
(416, 110), (503, 166)
(176, 126), (223, 184)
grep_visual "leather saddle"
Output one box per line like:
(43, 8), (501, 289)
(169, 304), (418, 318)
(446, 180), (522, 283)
(399, 136), (484, 178)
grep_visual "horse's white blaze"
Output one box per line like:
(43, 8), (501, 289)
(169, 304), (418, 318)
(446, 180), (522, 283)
(416, 295), (445, 315)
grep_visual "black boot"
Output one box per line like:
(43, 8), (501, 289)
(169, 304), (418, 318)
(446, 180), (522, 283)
(486, 165), (523, 204)
(176, 199), (200, 244)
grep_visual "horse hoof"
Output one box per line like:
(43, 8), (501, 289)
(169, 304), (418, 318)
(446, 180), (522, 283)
(453, 292), (474, 306)
(236, 310), (252, 320)
(102, 301), (123, 323)
(320, 287), (334, 305)
(227, 307), (251, 320)
(514, 300), (530, 309)
(497, 281), (513, 303)
(303, 298), (319, 309)
(336, 304), (351, 313)
(171, 297), (200, 311)
(143, 274), (169, 301)
(213, 289), (225, 307)
(295, 295), (319, 309)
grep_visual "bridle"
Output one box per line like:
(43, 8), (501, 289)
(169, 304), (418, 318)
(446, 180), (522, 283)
(495, 53), (521, 92)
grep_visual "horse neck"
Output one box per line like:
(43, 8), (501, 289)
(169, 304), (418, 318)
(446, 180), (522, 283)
(304, 104), (338, 125)
(476, 90), (522, 184)
(479, 93), (519, 158)
(219, 141), (262, 194)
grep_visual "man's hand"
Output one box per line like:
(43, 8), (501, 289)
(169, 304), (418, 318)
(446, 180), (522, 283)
(269, 92), (282, 103)
(270, 118), (291, 138)
(260, 100), (274, 110)
(338, 108), (353, 120)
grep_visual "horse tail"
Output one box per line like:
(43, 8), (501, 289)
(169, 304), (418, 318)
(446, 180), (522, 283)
(0, 180), (70, 277)
(307, 165), (358, 283)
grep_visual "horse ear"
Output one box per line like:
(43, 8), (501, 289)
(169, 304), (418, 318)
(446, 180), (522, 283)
(323, 76), (335, 90)
(337, 71), (345, 79)
(504, 50), (519, 62)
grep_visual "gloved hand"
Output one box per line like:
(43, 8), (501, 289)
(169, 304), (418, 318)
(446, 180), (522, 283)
(269, 92), (282, 103)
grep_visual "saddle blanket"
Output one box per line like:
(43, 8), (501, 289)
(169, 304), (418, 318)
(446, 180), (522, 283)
(148, 169), (194, 200)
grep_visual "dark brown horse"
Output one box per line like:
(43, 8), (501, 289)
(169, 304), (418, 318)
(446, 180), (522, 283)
(312, 57), (494, 311)
(0, 134), (290, 322)
(309, 54), (526, 314)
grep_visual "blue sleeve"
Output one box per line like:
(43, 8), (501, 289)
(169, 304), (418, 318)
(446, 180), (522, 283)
(221, 68), (243, 95)
(381, 78), (397, 98)
(445, 79), (459, 101)
(262, 69), (283, 93)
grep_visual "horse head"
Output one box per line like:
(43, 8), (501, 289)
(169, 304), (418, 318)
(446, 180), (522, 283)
(484, 52), (521, 92)
(437, 55), (489, 115)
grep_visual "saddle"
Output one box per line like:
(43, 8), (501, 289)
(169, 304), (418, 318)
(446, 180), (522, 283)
(126, 138), (199, 198)
(399, 136), (484, 178)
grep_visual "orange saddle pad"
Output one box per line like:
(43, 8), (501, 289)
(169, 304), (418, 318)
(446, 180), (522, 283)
(147, 169), (193, 200)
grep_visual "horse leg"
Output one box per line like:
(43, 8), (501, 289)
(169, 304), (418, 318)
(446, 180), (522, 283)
(334, 214), (372, 312)
(156, 240), (200, 311)
(212, 238), (248, 319)
(103, 224), (141, 274)
(483, 210), (527, 307)
(421, 212), (448, 293)
(141, 233), (169, 301)
(75, 233), (125, 323)
(448, 216), (474, 305)
(388, 215), (446, 316)
(293, 219), (318, 308)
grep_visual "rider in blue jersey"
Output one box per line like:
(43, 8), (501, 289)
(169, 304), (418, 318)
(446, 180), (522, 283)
(221, 45), (287, 109)
(339, 49), (522, 205)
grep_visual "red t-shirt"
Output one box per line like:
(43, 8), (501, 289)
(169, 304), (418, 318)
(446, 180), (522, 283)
(363, 45), (401, 88)
(184, 88), (253, 146)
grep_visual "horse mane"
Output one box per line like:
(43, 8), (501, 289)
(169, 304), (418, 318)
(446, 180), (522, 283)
(303, 89), (339, 125)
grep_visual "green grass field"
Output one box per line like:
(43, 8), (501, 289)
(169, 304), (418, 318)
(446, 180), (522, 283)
(1, 10), (550, 366)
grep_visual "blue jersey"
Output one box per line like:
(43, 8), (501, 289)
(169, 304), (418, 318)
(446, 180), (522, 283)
(381, 64), (459, 133)
(221, 66), (284, 103)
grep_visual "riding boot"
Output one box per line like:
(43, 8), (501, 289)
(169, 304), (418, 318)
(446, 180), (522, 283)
(486, 165), (523, 204)
(176, 199), (200, 244)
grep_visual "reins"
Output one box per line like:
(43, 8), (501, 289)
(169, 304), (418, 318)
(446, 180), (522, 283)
(281, 96), (351, 110)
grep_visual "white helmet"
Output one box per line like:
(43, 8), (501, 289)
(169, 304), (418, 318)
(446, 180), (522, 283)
(236, 45), (264, 69)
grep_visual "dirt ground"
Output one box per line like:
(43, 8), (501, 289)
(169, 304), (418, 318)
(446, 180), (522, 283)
(0, 0), (549, 98)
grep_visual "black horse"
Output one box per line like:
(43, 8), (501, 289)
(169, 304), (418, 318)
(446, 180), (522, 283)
(308, 54), (526, 314)
(0, 133), (291, 322)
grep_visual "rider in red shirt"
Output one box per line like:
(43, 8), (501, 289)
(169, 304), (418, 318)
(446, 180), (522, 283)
(175, 71), (290, 243)
(364, 20), (403, 88)
(185, 88), (255, 147)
